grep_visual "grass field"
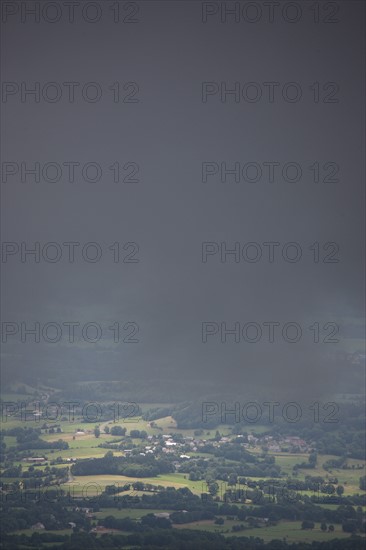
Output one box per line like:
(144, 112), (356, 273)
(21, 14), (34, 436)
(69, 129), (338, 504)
(13, 528), (72, 536)
(240, 520), (362, 542)
(94, 508), (173, 520)
(61, 472), (205, 496)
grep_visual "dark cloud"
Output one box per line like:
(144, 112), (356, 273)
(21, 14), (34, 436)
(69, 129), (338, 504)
(1, 1), (365, 401)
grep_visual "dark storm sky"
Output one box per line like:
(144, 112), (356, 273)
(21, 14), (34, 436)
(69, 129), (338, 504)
(1, 0), (365, 400)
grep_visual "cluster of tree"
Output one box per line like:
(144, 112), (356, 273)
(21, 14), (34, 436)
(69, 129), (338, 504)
(40, 423), (63, 434)
(310, 494), (365, 506)
(21, 465), (69, 489)
(138, 486), (209, 508)
(2, 528), (366, 550)
(169, 510), (215, 524)
(108, 486), (214, 512)
(101, 513), (172, 531)
(17, 439), (68, 451)
(180, 451), (281, 482)
(172, 402), (219, 429)
(3, 427), (42, 442)
(129, 429), (148, 438)
(293, 452), (318, 470)
(322, 456), (347, 471)
(104, 425), (127, 436)
(71, 451), (174, 478)
(2, 464), (22, 478)
(97, 428), (148, 440)
(142, 406), (176, 422)
(359, 475), (366, 490)
(49, 486), (205, 513)
(0, 498), (89, 534)
(2, 427), (68, 451)
(104, 483), (131, 495)
(300, 520), (361, 533)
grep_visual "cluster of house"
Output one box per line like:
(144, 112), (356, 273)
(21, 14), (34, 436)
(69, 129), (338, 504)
(31, 521), (76, 531)
(30, 522), (45, 530)
(133, 433), (210, 458)
(133, 432), (311, 459)
(74, 506), (95, 518)
(241, 434), (310, 453)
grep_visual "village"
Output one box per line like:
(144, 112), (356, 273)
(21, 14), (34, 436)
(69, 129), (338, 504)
(22, 428), (313, 468)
